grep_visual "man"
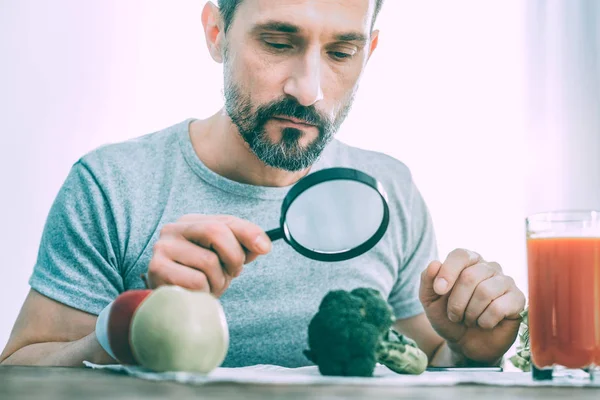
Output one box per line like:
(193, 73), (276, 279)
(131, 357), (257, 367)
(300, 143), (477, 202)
(1, 0), (525, 368)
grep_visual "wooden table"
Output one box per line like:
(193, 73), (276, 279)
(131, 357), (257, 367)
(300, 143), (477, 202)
(1, 365), (599, 399)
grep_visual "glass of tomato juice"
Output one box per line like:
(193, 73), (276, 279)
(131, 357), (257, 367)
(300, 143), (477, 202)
(526, 211), (600, 381)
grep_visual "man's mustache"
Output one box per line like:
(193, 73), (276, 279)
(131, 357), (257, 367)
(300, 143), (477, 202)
(257, 99), (329, 128)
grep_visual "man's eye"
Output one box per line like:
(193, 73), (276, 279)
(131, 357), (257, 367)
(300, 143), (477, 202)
(330, 51), (353, 61)
(265, 41), (292, 50)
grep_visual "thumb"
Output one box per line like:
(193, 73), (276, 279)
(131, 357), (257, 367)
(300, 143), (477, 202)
(419, 260), (443, 305)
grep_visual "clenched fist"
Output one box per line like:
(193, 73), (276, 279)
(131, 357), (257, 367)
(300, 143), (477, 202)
(146, 214), (272, 296)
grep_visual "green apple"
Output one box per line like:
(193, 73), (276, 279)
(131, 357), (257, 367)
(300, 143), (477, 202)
(129, 285), (229, 373)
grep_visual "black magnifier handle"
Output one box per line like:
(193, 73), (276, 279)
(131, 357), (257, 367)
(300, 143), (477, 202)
(266, 228), (284, 241)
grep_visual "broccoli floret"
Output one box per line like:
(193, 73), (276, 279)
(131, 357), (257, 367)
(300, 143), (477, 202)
(304, 288), (428, 377)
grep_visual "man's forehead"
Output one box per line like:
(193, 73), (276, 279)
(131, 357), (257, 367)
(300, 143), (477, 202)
(237, 0), (375, 35)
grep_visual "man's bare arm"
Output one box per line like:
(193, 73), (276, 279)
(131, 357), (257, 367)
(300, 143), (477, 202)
(393, 313), (473, 367)
(0, 289), (114, 366)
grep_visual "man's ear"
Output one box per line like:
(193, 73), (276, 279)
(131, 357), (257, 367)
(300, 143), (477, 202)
(367, 29), (379, 61)
(202, 1), (225, 63)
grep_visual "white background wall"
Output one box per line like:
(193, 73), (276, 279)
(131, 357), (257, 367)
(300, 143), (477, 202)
(0, 0), (598, 361)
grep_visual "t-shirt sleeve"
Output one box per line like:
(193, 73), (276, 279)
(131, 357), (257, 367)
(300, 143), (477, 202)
(387, 180), (439, 320)
(28, 160), (124, 316)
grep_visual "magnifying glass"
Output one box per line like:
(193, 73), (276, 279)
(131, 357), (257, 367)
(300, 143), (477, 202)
(266, 167), (390, 262)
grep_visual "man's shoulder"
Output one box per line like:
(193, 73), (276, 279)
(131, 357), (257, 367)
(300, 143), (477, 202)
(325, 139), (414, 188)
(77, 119), (189, 178)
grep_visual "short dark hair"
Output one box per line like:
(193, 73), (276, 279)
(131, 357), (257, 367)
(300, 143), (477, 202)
(217, 0), (384, 33)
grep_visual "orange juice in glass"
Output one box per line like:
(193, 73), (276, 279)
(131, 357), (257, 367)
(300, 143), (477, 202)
(526, 211), (600, 381)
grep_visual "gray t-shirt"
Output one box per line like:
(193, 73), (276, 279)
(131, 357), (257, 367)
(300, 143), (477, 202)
(29, 118), (438, 367)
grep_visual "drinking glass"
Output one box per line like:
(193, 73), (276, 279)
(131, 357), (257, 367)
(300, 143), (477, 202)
(526, 210), (600, 381)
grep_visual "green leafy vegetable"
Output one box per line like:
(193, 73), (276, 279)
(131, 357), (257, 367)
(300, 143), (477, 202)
(304, 288), (428, 377)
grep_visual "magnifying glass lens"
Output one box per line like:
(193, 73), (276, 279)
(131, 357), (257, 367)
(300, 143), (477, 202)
(265, 167), (390, 262)
(284, 180), (385, 254)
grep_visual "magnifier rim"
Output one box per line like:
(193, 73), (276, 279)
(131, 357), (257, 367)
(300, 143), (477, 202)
(279, 167), (390, 262)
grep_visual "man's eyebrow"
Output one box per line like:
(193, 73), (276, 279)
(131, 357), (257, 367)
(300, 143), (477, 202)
(251, 21), (300, 34)
(334, 32), (368, 44)
(251, 21), (368, 44)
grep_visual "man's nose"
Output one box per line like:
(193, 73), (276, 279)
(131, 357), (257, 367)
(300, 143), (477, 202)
(283, 49), (324, 107)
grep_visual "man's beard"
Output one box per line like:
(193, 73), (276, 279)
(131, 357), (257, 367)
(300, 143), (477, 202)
(223, 64), (355, 172)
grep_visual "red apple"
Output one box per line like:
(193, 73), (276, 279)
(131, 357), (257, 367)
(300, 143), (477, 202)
(107, 289), (152, 365)
(96, 286), (229, 373)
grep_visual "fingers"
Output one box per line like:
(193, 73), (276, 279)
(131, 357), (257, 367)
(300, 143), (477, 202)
(147, 256), (211, 293)
(150, 215), (272, 297)
(462, 275), (511, 326)
(176, 214), (271, 255)
(181, 221), (247, 278)
(420, 248), (525, 333)
(434, 248), (483, 295)
(222, 216), (272, 258)
(179, 216), (271, 278)
(155, 237), (230, 295)
(446, 263), (499, 323)
(476, 289), (525, 329)
(419, 260), (443, 305)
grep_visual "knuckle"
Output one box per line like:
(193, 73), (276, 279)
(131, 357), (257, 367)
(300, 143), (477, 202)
(160, 223), (179, 237)
(204, 222), (227, 239)
(218, 214), (236, 223)
(489, 261), (503, 271)
(150, 265), (173, 285)
(245, 221), (262, 235)
(201, 250), (221, 268)
(177, 215), (192, 223)
(450, 248), (466, 257)
(483, 263), (497, 275)
(476, 283), (496, 301)
(464, 308), (479, 321)
(147, 255), (164, 274)
(478, 318), (494, 330)
(191, 272), (209, 291)
(451, 248), (480, 264)
(460, 268), (479, 286)
(503, 275), (516, 287)
(152, 239), (167, 255)
(487, 301), (505, 320)
(447, 302), (464, 316)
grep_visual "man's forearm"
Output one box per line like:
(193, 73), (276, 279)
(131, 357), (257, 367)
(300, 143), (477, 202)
(429, 341), (503, 367)
(0, 332), (114, 367)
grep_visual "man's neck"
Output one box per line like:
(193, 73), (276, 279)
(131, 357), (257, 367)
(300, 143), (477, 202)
(188, 109), (312, 188)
